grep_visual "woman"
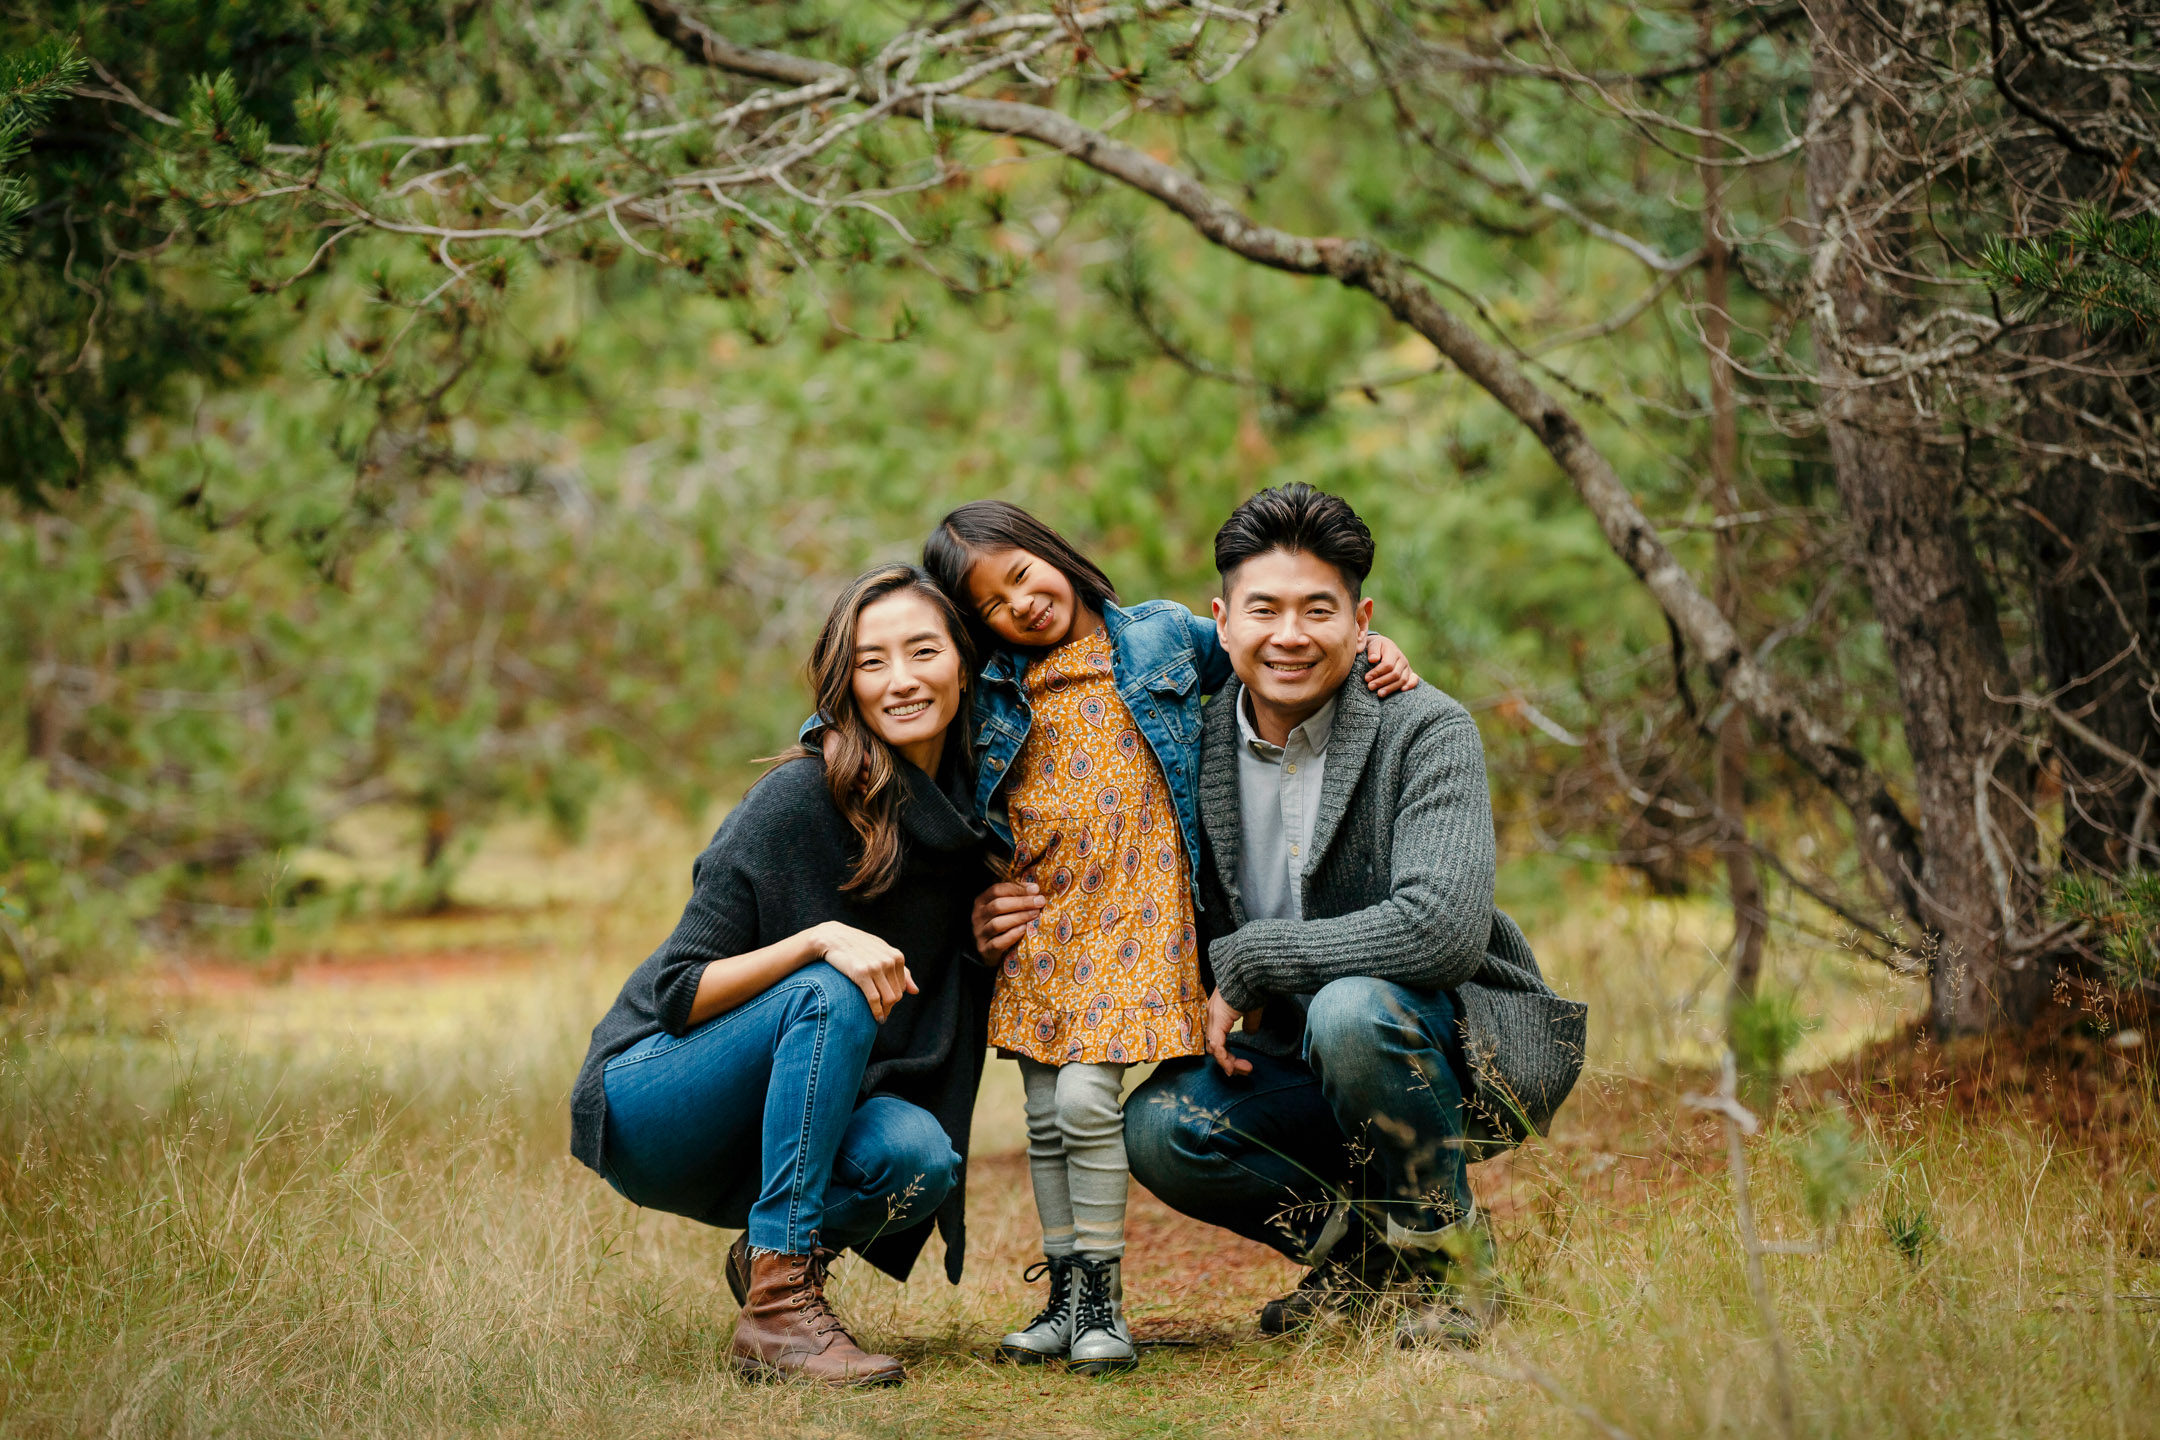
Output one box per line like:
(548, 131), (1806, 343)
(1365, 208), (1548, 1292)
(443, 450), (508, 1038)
(570, 564), (991, 1388)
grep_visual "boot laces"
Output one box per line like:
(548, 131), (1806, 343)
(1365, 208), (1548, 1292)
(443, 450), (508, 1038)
(1071, 1257), (1117, 1337)
(789, 1248), (852, 1341)
(1018, 1256), (1075, 1331)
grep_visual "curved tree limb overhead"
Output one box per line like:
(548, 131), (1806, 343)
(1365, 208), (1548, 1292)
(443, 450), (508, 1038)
(632, 0), (1928, 921)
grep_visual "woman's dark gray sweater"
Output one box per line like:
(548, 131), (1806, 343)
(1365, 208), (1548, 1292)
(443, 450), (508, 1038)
(570, 750), (990, 1282)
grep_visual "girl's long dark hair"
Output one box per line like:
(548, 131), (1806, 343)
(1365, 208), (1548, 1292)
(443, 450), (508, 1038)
(801, 563), (976, 899)
(922, 500), (1119, 659)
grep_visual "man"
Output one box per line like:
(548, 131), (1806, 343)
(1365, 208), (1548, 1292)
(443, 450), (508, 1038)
(989, 483), (1586, 1346)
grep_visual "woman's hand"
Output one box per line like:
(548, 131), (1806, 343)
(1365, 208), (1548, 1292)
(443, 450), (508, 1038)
(1362, 633), (1422, 697)
(808, 921), (917, 1022)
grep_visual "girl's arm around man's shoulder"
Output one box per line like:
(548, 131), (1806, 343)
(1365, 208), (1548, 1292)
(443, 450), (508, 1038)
(1115, 596), (1238, 693)
(1091, 596), (1238, 696)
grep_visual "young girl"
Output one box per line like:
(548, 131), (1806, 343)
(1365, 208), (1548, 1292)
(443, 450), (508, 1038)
(922, 501), (1418, 1374)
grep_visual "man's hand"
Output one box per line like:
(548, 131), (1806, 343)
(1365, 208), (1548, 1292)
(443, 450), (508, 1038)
(970, 879), (1045, 960)
(1362, 633), (1422, 697)
(1204, 989), (1263, 1077)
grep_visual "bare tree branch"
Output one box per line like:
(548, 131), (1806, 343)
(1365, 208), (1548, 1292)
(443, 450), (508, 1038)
(634, 0), (1933, 921)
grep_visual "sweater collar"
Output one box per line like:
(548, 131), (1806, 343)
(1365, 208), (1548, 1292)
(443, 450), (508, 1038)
(1306, 656), (1382, 866)
(1199, 682), (1249, 924)
(894, 742), (987, 853)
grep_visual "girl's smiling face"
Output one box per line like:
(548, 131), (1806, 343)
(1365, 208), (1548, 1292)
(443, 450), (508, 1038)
(964, 547), (1084, 649)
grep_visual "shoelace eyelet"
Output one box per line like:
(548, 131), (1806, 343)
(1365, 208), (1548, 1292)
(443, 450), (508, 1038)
(1072, 1263), (1117, 1335)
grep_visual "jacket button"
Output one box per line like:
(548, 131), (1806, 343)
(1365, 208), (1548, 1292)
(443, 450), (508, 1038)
(989, 758), (1004, 769)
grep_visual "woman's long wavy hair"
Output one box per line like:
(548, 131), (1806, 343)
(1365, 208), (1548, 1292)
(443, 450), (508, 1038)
(801, 563), (976, 899)
(922, 500), (1119, 661)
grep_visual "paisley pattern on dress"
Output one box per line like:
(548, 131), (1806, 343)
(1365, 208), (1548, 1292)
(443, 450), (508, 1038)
(985, 626), (1205, 1065)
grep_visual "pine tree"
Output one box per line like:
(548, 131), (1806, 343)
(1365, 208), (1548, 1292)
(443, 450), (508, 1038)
(0, 4), (434, 496)
(0, 37), (84, 259)
(1983, 211), (2160, 340)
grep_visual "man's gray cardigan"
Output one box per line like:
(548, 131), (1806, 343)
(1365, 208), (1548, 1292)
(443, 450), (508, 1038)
(1198, 658), (1587, 1149)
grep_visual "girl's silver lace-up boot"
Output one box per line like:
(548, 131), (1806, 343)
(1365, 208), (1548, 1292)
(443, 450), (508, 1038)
(997, 1255), (1077, 1363)
(1066, 1256), (1136, 1375)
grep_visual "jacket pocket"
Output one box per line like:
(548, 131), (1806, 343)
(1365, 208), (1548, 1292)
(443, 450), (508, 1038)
(1144, 658), (1198, 696)
(1143, 661), (1202, 742)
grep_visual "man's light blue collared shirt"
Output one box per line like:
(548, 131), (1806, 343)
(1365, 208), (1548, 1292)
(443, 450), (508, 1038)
(1233, 688), (1339, 924)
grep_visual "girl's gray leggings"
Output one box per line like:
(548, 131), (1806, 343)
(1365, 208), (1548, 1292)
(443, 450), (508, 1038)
(1017, 1057), (1129, 1260)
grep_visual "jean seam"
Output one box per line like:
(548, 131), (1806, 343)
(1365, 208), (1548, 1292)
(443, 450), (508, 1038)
(784, 983), (829, 1254)
(1314, 1035), (1471, 1222)
(1141, 1072), (1344, 1202)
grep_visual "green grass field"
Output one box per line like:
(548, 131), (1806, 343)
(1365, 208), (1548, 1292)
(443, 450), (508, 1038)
(2, 806), (2154, 1438)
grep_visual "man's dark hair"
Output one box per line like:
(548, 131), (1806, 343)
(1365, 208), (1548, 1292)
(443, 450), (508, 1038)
(923, 500), (1120, 658)
(1213, 483), (1375, 600)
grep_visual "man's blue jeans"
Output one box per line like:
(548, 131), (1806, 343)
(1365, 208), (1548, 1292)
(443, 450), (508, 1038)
(600, 960), (959, 1256)
(1124, 976), (1474, 1266)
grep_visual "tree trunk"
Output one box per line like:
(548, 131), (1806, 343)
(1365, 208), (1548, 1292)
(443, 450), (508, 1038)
(1805, 0), (2042, 1033)
(420, 804), (457, 915)
(1700, 21), (1767, 1004)
(1997, 24), (2160, 877)
(2024, 363), (2160, 873)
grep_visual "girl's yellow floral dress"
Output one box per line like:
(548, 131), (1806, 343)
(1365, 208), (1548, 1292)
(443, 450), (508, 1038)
(985, 625), (1206, 1065)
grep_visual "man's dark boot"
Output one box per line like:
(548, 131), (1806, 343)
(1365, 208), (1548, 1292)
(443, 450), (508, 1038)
(1259, 1227), (1400, 1334)
(730, 1247), (905, 1386)
(1259, 1259), (1365, 1334)
(725, 1232), (752, 1308)
(1393, 1215), (1499, 1351)
(1261, 1249), (1411, 1333)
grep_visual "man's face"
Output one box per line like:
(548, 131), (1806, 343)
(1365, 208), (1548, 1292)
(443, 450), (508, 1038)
(1211, 547), (1374, 727)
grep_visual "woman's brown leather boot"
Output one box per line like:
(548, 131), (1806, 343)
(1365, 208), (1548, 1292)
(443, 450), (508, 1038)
(730, 1247), (905, 1387)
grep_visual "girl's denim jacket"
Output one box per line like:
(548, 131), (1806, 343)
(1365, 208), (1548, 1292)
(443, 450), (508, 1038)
(972, 600), (1233, 910)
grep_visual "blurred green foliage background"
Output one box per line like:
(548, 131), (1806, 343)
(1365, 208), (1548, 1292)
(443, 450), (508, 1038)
(1, 0), (1870, 985)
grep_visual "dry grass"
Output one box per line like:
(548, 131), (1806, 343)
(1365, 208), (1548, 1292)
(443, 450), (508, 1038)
(3, 809), (2156, 1437)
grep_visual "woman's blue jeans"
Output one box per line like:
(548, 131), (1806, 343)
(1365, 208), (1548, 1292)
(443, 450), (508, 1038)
(600, 960), (960, 1256)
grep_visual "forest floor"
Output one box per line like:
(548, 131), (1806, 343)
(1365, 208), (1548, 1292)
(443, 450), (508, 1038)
(3, 805), (2157, 1438)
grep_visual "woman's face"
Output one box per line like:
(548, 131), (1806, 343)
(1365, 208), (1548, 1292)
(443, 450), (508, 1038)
(850, 589), (966, 768)
(963, 547), (1081, 649)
